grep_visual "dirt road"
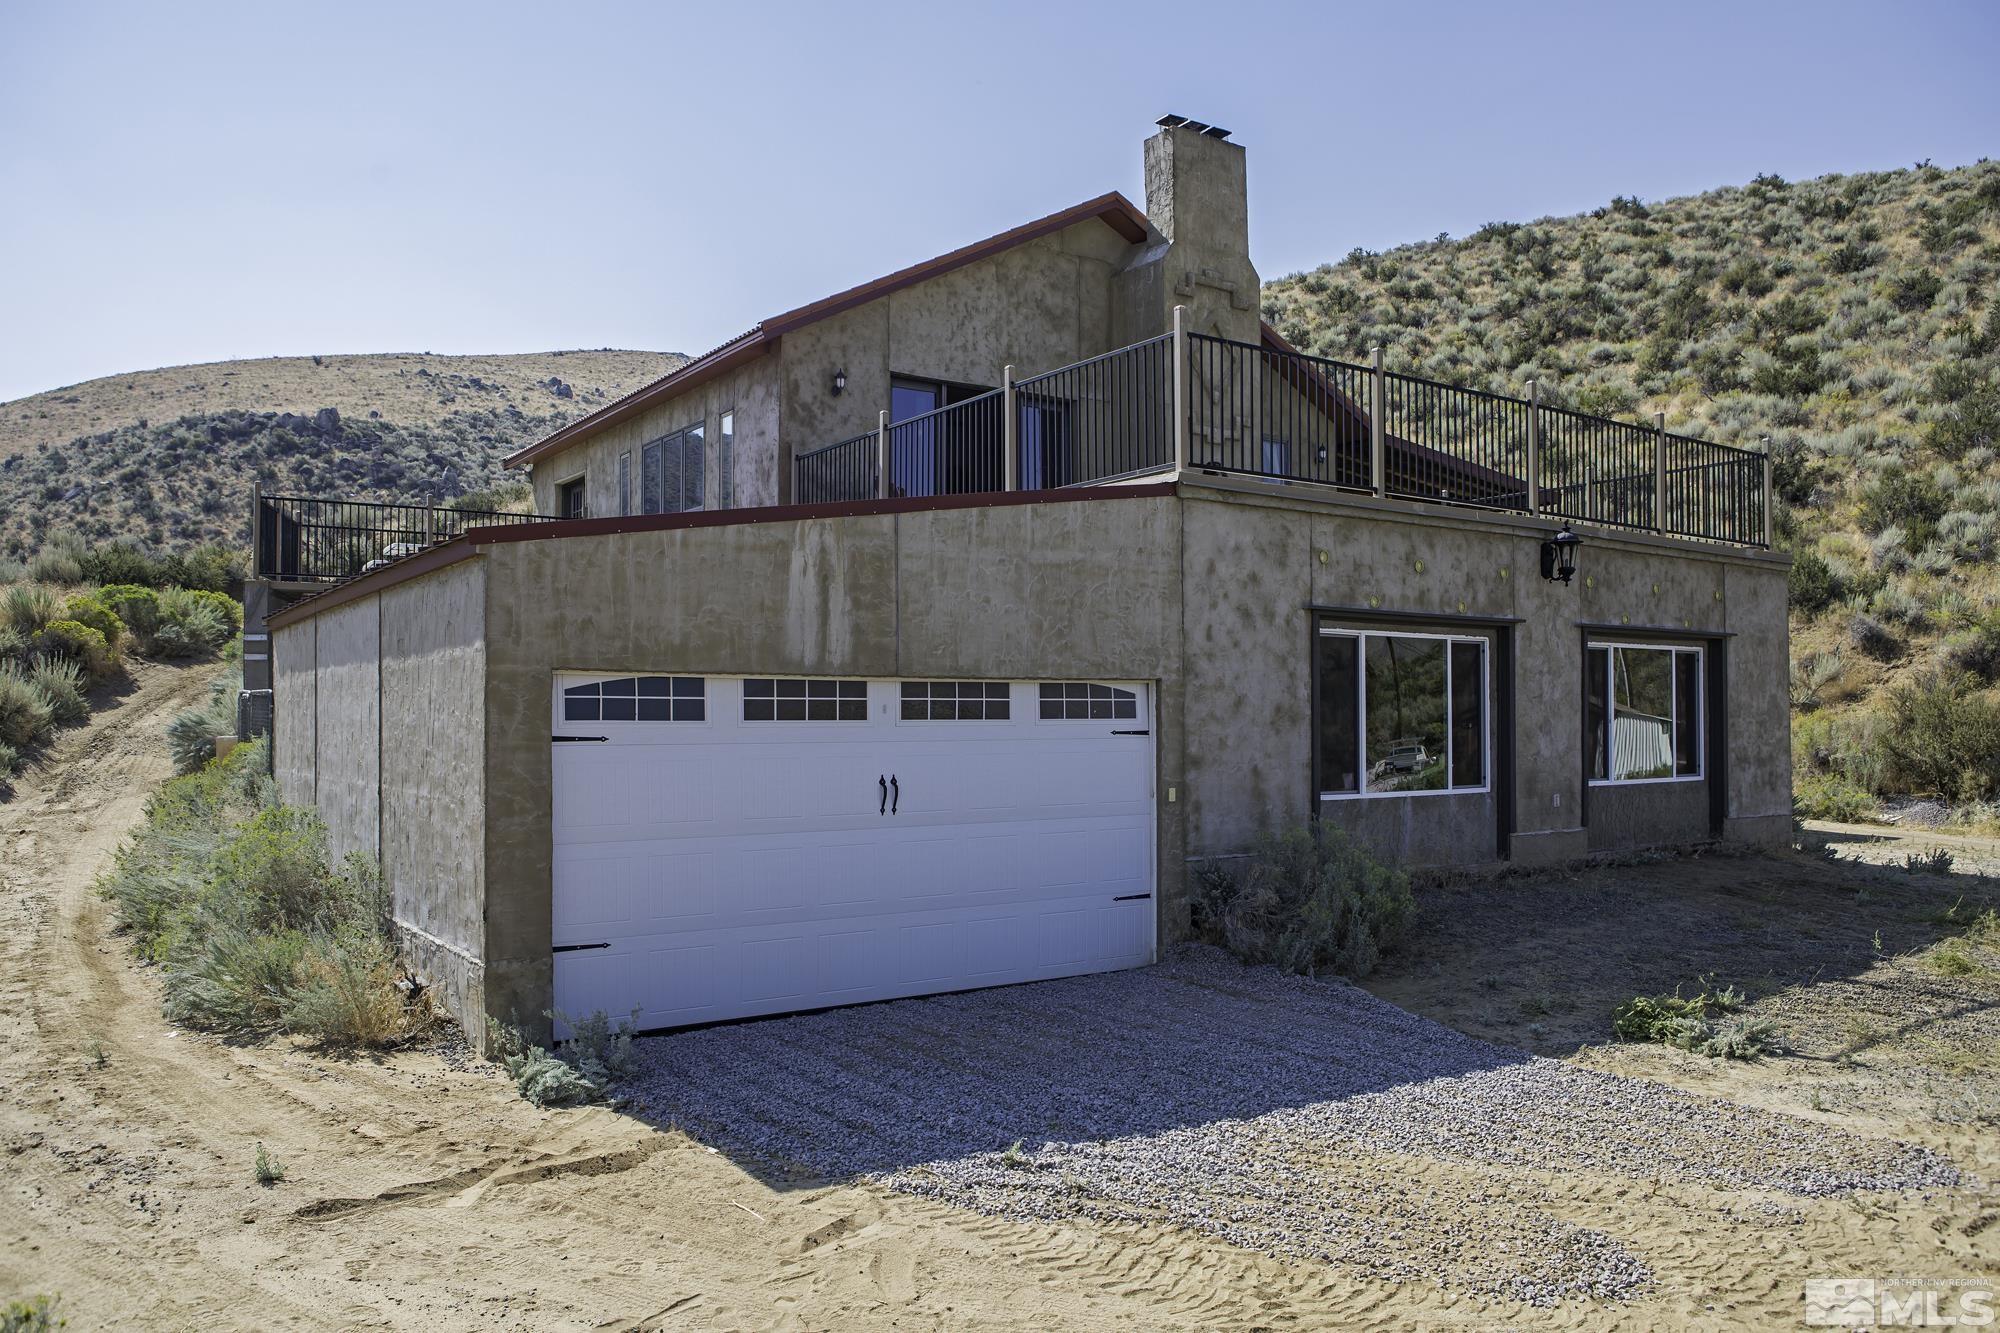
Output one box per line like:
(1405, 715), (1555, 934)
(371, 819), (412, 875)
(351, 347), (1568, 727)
(1, 663), (1993, 1329)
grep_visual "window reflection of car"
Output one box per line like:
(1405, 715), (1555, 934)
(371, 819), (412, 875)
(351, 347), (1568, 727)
(1370, 741), (1431, 778)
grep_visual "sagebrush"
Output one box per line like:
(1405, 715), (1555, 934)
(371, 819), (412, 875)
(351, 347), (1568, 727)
(1191, 824), (1415, 979)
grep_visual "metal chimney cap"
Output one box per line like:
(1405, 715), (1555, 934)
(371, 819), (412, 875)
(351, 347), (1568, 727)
(1156, 113), (1232, 140)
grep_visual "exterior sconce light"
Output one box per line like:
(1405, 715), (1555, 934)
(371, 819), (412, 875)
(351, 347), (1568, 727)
(1540, 524), (1581, 585)
(831, 368), (847, 396)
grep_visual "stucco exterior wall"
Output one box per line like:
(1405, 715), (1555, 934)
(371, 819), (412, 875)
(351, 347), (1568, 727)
(378, 564), (489, 1032)
(269, 560), (491, 1041)
(477, 493), (1183, 1028)
(778, 219), (1137, 470)
(275, 482), (1790, 1039)
(312, 597), (380, 865)
(530, 353), (783, 518)
(1174, 482), (1791, 871)
(272, 619), (317, 807)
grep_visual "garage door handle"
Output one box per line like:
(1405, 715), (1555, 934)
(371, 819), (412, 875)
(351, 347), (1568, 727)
(552, 735), (608, 743)
(890, 774), (899, 815)
(552, 942), (610, 953)
(1112, 729), (1149, 736)
(879, 775), (888, 815)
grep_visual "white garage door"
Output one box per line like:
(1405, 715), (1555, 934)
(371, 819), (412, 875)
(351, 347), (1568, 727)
(550, 674), (1156, 1031)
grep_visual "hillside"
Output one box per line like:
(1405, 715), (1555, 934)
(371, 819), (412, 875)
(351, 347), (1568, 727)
(0, 350), (683, 554)
(1264, 159), (2000, 818)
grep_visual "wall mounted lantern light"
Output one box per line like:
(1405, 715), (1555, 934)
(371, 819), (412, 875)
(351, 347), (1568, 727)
(1540, 524), (1581, 585)
(831, 368), (848, 396)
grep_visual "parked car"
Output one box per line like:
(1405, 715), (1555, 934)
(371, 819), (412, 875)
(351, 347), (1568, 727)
(1371, 741), (1431, 779)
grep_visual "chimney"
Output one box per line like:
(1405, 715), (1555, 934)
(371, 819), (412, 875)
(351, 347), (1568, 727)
(1137, 115), (1260, 342)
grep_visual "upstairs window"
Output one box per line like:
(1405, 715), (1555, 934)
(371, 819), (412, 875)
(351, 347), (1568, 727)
(563, 676), (704, 722)
(1316, 630), (1487, 797)
(617, 451), (632, 516)
(743, 678), (867, 722)
(718, 411), (734, 509)
(557, 477), (587, 519)
(1587, 643), (1703, 783)
(642, 421), (706, 515)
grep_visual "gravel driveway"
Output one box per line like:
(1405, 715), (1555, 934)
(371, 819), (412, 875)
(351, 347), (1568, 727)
(624, 946), (1961, 1305)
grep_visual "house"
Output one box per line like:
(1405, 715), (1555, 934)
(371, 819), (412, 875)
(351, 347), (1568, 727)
(261, 117), (1791, 1045)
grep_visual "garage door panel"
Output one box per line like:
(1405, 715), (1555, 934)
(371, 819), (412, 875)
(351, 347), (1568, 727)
(738, 935), (812, 1003)
(553, 675), (1155, 1029)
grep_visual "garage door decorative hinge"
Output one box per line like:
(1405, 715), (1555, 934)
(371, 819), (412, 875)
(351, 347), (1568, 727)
(1113, 893), (1153, 902)
(1112, 729), (1150, 736)
(552, 942), (611, 953)
(551, 735), (609, 743)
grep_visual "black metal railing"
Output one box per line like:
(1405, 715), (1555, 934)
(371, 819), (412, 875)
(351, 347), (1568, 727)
(791, 430), (878, 505)
(771, 332), (1770, 546)
(254, 494), (557, 583)
(890, 391), (1005, 497)
(1015, 334), (1175, 487)
(1380, 370), (1534, 509)
(1187, 334), (1372, 489)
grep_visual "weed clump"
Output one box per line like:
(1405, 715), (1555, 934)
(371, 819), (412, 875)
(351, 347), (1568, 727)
(1192, 824), (1415, 979)
(487, 1009), (638, 1107)
(1613, 981), (1778, 1059)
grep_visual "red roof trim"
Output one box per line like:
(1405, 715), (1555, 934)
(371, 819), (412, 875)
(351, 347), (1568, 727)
(503, 192), (1152, 470)
(266, 482), (1178, 630)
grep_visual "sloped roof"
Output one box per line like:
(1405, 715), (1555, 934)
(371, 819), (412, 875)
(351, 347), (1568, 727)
(505, 192), (1152, 469)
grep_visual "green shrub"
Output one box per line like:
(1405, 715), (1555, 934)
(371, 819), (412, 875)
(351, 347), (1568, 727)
(31, 620), (116, 682)
(97, 740), (418, 1048)
(253, 1144), (285, 1186)
(27, 657), (86, 726)
(96, 585), (159, 642)
(56, 593), (121, 647)
(1191, 824), (1415, 979)
(181, 588), (242, 634)
(78, 540), (163, 588)
(487, 1009), (638, 1107)
(2, 584), (57, 634)
(1876, 670), (2000, 801)
(158, 544), (244, 593)
(0, 664), (55, 749)
(150, 589), (231, 658)
(0, 625), (27, 668)
(1793, 773), (1875, 822)
(1788, 548), (1842, 616)
(1, 1294), (64, 1332)
(25, 544), (84, 585)
(0, 740), (20, 778)
(167, 705), (228, 774)
(281, 926), (410, 1046)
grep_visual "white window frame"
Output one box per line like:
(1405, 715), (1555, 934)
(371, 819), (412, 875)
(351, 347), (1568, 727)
(554, 471), (587, 519)
(717, 409), (734, 510)
(1317, 628), (1491, 801)
(1588, 641), (1704, 786)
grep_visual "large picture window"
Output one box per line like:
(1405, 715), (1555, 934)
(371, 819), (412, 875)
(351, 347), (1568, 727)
(641, 421), (706, 515)
(1586, 643), (1703, 783)
(1317, 630), (1487, 798)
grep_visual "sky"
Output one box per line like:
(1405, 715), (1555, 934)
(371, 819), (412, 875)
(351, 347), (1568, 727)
(1, 0), (1996, 403)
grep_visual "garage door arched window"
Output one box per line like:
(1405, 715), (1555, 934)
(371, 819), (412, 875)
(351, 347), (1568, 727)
(1039, 683), (1138, 721)
(563, 676), (706, 722)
